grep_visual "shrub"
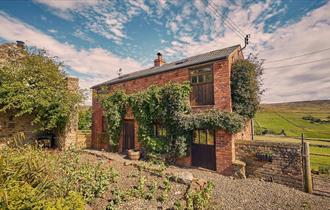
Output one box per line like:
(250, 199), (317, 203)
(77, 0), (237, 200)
(0, 181), (45, 210)
(186, 181), (214, 209)
(55, 149), (119, 203)
(0, 145), (86, 209)
(0, 137), (117, 207)
(78, 108), (92, 130)
(231, 58), (263, 119)
(44, 191), (85, 210)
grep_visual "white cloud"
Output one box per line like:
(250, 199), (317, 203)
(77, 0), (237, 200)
(0, 12), (144, 104)
(160, 1), (330, 103)
(33, 0), (151, 44)
(48, 29), (57, 33)
(33, 0), (99, 11)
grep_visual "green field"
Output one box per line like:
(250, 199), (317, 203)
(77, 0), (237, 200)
(254, 100), (330, 172)
(254, 100), (330, 139)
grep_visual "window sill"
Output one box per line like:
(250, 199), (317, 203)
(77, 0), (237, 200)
(191, 105), (215, 108)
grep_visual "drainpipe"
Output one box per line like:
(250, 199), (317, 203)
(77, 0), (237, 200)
(251, 118), (254, 141)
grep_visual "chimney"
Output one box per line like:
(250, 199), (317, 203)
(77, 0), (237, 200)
(154, 52), (165, 67)
(16, 40), (25, 49)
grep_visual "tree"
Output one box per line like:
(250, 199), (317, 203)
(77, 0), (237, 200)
(78, 107), (92, 130)
(0, 46), (81, 132)
(231, 57), (264, 119)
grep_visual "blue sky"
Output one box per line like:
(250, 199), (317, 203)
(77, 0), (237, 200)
(0, 0), (329, 104)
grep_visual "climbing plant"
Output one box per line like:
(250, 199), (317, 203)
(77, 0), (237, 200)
(231, 57), (264, 119)
(98, 90), (128, 146)
(98, 82), (244, 162)
(178, 109), (244, 134)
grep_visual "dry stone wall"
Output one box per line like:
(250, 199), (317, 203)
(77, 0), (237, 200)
(76, 131), (92, 149)
(235, 140), (304, 190)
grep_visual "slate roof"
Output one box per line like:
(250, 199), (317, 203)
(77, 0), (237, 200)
(92, 44), (240, 88)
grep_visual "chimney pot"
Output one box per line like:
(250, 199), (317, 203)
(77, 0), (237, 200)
(154, 52), (165, 67)
(16, 40), (25, 49)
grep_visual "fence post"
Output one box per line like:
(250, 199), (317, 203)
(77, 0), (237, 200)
(303, 141), (313, 193)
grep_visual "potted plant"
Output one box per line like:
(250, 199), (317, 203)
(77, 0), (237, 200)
(128, 149), (140, 160)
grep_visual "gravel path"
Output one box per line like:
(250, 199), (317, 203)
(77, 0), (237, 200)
(173, 166), (330, 210)
(83, 150), (330, 210)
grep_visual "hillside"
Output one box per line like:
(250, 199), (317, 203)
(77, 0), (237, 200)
(255, 100), (330, 139)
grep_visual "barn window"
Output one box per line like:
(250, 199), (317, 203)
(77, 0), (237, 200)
(190, 66), (214, 106)
(193, 129), (215, 145)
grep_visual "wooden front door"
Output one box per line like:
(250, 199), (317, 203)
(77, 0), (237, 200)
(191, 129), (216, 170)
(123, 120), (135, 152)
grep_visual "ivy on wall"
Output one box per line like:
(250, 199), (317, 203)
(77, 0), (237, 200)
(231, 58), (264, 119)
(98, 90), (127, 146)
(98, 82), (244, 161)
(178, 110), (244, 134)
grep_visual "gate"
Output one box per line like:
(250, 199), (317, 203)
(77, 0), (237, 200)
(301, 134), (330, 196)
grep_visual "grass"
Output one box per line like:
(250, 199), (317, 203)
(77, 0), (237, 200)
(310, 146), (330, 171)
(254, 100), (330, 139)
(253, 135), (330, 146)
(254, 100), (330, 172)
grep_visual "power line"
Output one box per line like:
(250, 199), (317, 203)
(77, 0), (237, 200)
(264, 47), (330, 63)
(207, 0), (246, 37)
(264, 57), (330, 69)
(206, 1), (245, 40)
(203, 0), (245, 40)
(206, 5), (244, 40)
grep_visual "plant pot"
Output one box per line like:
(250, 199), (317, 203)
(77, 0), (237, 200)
(128, 149), (140, 160)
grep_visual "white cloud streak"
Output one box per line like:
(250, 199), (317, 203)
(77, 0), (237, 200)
(0, 11), (144, 104)
(160, 1), (330, 103)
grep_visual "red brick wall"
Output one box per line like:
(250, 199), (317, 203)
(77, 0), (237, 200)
(92, 48), (245, 175)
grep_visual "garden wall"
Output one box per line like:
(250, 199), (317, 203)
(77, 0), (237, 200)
(76, 131), (92, 149)
(235, 140), (304, 190)
(0, 113), (36, 139)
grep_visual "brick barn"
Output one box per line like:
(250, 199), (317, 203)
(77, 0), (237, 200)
(91, 44), (252, 175)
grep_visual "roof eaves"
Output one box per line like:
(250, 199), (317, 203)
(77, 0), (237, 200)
(91, 44), (240, 89)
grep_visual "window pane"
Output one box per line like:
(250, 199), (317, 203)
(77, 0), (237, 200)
(207, 130), (215, 145)
(191, 69), (199, 75)
(193, 130), (199, 144)
(200, 130), (207, 144)
(160, 127), (166, 137)
(205, 73), (212, 82)
(198, 75), (204, 83)
(191, 75), (198, 84)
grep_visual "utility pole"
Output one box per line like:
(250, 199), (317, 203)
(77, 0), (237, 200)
(241, 34), (250, 51)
